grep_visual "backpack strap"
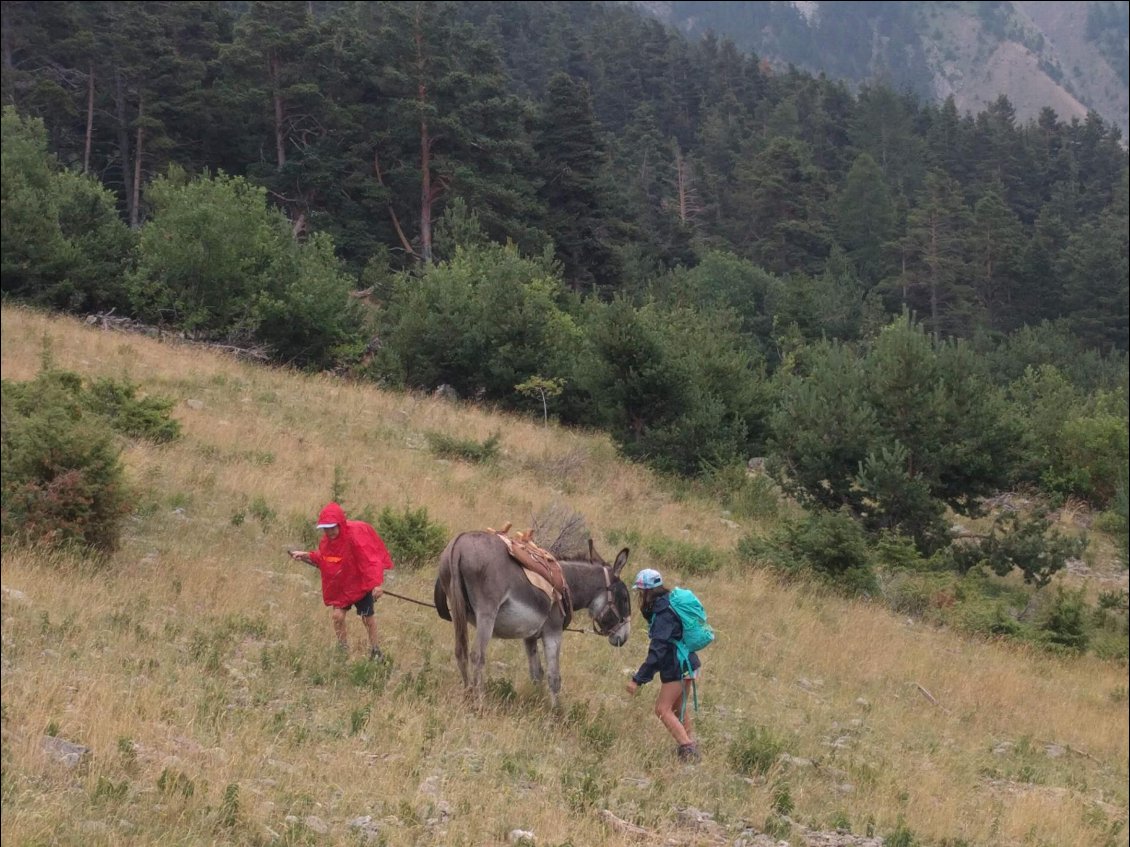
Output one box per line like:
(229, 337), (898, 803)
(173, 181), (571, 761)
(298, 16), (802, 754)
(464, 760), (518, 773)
(679, 665), (699, 722)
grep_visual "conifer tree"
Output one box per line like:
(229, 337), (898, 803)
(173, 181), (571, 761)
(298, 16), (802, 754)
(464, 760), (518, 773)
(836, 151), (895, 286)
(899, 170), (972, 338)
(731, 136), (831, 275)
(534, 72), (621, 291)
(970, 182), (1025, 332)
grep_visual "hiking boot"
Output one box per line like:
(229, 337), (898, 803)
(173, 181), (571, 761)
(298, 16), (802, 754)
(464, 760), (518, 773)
(676, 743), (700, 763)
(369, 645), (384, 661)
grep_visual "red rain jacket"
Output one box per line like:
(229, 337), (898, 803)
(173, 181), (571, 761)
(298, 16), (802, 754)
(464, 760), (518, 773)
(309, 503), (395, 607)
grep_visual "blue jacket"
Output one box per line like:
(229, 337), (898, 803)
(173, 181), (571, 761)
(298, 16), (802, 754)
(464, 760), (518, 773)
(632, 593), (701, 685)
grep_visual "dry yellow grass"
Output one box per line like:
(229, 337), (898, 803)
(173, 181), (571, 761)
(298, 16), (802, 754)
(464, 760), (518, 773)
(2, 305), (1127, 847)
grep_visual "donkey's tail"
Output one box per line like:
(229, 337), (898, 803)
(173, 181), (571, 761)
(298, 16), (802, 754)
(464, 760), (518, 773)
(443, 534), (471, 673)
(434, 572), (452, 621)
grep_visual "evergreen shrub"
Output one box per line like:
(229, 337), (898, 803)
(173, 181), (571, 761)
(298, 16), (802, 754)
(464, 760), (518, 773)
(739, 509), (879, 596)
(425, 430), (501, 463)
(1, 371), (128, 553)
(86, 377), (181, 442)
(374, 505), (448, 571)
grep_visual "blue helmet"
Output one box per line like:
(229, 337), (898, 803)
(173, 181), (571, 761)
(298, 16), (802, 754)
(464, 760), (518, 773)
(633, 568), (663, 590)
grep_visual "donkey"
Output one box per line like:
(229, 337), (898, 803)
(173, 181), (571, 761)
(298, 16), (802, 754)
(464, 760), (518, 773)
(433, 531), (632, 708)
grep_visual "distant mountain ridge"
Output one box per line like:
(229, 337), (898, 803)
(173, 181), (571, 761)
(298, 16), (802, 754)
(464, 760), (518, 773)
(636, 1), (1130, 138)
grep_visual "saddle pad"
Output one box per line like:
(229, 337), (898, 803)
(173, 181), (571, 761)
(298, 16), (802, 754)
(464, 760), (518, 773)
(490, 526), (574, 628)
(522, 567), (557, 599)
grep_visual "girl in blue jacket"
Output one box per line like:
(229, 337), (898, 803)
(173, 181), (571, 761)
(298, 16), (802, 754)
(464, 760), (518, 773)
(626, 568), (701, 761)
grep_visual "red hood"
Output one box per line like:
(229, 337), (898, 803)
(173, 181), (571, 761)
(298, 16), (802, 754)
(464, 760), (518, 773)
(318, 502), (347, 526)
(309, 503), (394, 606)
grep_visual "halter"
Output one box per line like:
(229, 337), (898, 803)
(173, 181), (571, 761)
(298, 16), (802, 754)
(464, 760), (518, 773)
(590, 565), (626, 637)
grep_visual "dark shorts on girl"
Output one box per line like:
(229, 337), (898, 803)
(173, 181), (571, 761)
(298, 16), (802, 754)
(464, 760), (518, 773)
(658, 651), (701, 683)
(337, 591), (375, 617)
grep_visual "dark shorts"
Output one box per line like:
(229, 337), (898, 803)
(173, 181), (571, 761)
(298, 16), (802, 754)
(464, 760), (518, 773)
(336, 591), (375, 617)
(659, 651), (701, 684)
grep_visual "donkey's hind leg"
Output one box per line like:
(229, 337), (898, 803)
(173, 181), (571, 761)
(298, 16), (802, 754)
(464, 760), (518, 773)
(470, 611), (497, 705)
(523, 637), (544, 685)
(452, 616), (470, 689)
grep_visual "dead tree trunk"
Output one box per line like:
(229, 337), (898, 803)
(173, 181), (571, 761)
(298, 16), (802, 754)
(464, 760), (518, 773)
(84, 63), (95, 174)
(271, 52), (286, 169)
(419, 114), (433, 263)
(115, 69), (134, 226)
(130, 92), (143, 228)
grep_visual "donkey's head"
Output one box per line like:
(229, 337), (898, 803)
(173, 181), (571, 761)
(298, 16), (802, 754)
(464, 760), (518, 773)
(586, 539), (632, 647)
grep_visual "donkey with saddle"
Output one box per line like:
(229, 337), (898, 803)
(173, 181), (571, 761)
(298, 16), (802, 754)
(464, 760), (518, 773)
(433, 528), (632, 707)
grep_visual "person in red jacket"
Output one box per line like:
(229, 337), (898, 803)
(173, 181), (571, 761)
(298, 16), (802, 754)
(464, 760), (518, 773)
(289, 502), (394, 659)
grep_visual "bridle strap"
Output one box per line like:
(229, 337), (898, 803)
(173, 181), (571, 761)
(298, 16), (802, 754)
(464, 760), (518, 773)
(590, 566), (620, 636)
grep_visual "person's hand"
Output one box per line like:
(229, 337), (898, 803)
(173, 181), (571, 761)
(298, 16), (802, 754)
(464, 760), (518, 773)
(289, 550), (310, 563)
(626, 679), (639, 696)
(371, 586), (383, 599)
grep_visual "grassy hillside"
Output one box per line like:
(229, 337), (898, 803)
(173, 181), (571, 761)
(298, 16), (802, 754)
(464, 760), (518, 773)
(2, 305), (1127, 847)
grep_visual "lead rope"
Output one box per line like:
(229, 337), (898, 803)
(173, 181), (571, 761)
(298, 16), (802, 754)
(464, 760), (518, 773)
(380, 588), (595, 634)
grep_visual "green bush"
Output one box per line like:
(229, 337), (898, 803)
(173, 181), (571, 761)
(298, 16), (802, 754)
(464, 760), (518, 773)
(740, 509), (878, 596)
(768, 316), (1020, 554)
(371, 242), (582, 405)
(951, 598), (1024, 640)
(374, 504), (448, 571)
(882, 570), (960, 618)
(85, 377), (181, 442)
(578, 298), (769, 477)
(644, 536), (728, 577)
(1, 107), (134, 312)
(1093, 479), (1128, 568)
(130, 169), (365, 369)
(950, 512), (1085, 588)
(1047, 413), (1128, 507)
(1038, 588), (1090, 652)
(727, 722), (787, 776)
(425, 430), (501, 464)
(1, 371), (129, 553)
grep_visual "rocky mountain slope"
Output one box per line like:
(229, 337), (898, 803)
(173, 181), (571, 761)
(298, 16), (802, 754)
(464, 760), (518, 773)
(637, 1), (1130, 137)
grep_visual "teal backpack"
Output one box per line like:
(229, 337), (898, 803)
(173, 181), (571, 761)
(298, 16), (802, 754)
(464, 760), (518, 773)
(667, 587), (714, 717)
(669, 587), (714, 667)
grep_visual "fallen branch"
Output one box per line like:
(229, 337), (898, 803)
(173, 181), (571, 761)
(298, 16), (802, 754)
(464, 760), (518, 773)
(203, 343), (270, 362)
(1042, 739), (1103, 764)
(598, 810), (650, 838)
(915, 682), (951, 714)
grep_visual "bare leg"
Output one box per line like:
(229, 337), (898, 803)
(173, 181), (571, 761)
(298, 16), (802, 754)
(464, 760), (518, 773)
(680, 676), (697, 741)
(361, 614), (379, 648)
(655, 681), (693, 746)
(523, 637), (543, 684)
(331, 607), (348, 649)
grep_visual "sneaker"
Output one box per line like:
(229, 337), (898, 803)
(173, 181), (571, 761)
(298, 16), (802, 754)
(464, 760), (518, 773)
(369, 646), (384, 661)
(676, 743), (700, 762)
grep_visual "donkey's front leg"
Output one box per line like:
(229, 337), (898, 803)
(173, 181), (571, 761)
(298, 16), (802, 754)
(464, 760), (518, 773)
(523, 637), (544, 685)
(542, 629), (564, 709)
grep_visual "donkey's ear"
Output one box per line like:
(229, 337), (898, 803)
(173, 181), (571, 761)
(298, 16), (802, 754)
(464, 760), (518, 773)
(612, 548), (630, 578)
(588, 538), (596, 561)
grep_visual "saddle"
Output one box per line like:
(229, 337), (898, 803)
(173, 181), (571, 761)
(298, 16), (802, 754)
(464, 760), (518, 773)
(489, 523), (574, 629)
